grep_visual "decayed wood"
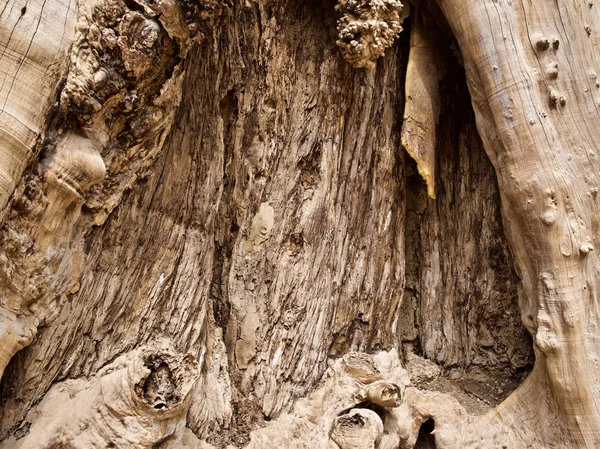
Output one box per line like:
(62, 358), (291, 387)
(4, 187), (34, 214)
(1, 2), (410, 444)
(1, 0), (598, 447)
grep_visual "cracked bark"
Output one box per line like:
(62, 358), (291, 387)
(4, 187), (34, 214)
(0, 0), (595, 447)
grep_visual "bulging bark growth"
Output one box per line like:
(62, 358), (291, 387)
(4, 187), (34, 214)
(336, 0), (408, 69)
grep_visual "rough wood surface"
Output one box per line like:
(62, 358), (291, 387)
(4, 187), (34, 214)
(1, 0), (598, 447)
(2, 2), (410, 444)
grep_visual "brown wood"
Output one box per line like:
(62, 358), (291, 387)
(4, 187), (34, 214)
(0, 0), (596, 447)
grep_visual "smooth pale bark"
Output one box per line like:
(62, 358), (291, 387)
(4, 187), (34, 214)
(435, 0), (600, 447)
(0, 0), (75, 218)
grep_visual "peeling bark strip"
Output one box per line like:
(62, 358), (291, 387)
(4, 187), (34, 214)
(435, 0), (600, 447)
(401, 7), (443, 199)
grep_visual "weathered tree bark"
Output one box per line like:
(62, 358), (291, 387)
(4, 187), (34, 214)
(0, 0), (597, 447)
(433, 0), (600, 447)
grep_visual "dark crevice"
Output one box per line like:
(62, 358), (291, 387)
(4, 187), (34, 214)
(414, 418), (436, 449)
(211, 87), (238, 332)
(400, 153), (428, 357)
(135, 358), (180, 409)
(347, 401), (389, 422)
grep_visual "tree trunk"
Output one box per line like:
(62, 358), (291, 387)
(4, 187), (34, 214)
(435, 0), (600, 446)
(0, 0), (596, 448)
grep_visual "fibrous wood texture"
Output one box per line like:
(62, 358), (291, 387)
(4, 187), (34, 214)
(0, 0), (598, 447)
(1, 2), (411, 445)
(0, 0), (215, 383)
